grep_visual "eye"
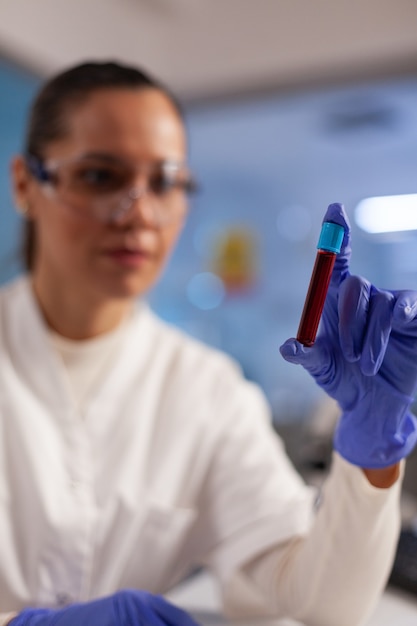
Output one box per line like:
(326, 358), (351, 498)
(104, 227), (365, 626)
(72, 164), (127, 193)
(149, 164), (194, 196)
(149, 171), (177, 195)
(83, 168), (113, 184)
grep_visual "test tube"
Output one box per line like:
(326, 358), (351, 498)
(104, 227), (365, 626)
(296, 221), (344, 347)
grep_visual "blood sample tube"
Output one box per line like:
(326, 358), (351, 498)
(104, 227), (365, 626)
(296, 221), (344, 347)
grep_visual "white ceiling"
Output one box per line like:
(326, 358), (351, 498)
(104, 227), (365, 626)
(1, 0), (417, 100)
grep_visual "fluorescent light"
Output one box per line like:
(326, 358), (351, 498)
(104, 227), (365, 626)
(355, 194), (417, 234)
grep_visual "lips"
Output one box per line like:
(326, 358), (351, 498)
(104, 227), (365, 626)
(103, 247), (152, 268)
(101, 229), (158, 267)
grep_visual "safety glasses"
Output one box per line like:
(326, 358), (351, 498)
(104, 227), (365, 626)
(25, 152), (198, 226)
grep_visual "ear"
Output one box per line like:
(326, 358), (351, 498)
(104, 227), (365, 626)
(10, 155), (37, 218)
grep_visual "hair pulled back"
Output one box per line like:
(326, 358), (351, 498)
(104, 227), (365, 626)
(22, 61), (183, 271)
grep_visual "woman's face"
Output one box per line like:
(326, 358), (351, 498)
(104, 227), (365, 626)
(14, 88), (189, 302)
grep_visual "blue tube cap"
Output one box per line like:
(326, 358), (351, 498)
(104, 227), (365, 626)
(317, 221), (344, 253)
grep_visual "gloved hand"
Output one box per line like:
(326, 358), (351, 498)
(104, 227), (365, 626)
(10, 589), (200, 625)
(280, 202), (417, 468)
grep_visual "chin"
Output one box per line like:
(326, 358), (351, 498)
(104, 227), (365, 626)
(94, 273), (156, 301)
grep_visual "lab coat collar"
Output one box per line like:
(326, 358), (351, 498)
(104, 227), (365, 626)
(2, 274), (153, 420)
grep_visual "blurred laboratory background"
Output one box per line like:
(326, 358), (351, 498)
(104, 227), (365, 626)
(1, 0), (417, 429)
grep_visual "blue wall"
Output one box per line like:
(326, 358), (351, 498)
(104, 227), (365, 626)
(0, 58), (39, 282)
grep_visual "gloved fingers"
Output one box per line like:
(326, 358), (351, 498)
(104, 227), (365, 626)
(8, 608), (56, 626)
(280, 338), (312, 364)
(338, 275), (371, 362)
(279, 337), (330, 378)
(392, 290), (417, 334)
(130, 609), (168, 626)
(138, 611), (170, 626)
(113, 589), (163, 626)
(359, 286), (395, 375)
(338, 277), (394, 373)
(148, 595), (201, 626)
(322, 203), (351, 288)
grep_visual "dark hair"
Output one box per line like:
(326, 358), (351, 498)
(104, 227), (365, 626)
(22, 60), (184, 271)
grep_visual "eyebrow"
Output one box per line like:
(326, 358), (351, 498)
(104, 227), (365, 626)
(76, 152), (184, 168)
(77, 151), (127, 164)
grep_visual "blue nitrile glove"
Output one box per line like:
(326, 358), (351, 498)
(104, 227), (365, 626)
(10, 589), (200, 626)
(280, 202), (417, 468)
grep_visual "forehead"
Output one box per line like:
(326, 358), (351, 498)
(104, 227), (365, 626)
(51, 88), (186, 161)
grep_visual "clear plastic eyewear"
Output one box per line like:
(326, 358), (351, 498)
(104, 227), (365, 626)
(25, 153), (197, 226)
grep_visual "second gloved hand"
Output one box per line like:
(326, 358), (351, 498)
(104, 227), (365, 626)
(10, 589), (200, 626)
(280, 203), (417, 469)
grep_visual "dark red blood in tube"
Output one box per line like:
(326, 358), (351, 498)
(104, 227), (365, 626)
(296, 250), (336, 347)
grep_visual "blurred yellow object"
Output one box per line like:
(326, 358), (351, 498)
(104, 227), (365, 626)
(212, 227), (257, 293)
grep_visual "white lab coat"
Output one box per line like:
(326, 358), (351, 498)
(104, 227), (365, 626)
(0, 277), (314, 607)
(0, 276), (402, 625)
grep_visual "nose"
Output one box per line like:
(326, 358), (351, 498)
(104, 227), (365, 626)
(111, 186), (158, 227)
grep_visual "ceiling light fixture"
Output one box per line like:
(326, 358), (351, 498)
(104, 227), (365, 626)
(354, 194), (417, 234)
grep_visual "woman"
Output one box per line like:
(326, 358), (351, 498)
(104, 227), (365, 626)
(2, 61), (417, 626)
